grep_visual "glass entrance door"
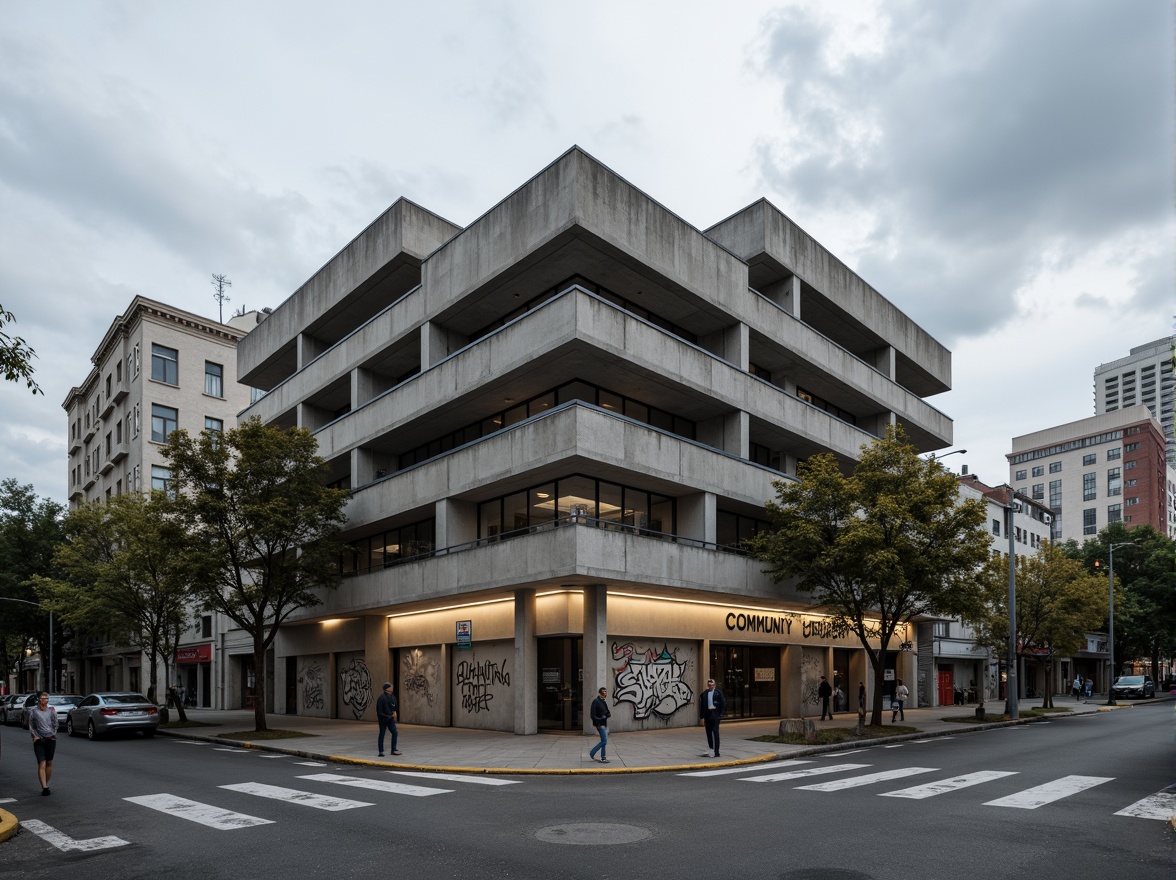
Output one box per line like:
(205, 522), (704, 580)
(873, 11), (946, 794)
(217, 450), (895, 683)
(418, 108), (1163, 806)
(537, 637), (582, 731)
(709, 644), (780, 718)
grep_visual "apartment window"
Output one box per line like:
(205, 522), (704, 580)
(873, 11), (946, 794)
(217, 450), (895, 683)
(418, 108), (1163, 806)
(1049, 461), (1062, 474)
(933, 621), (949, 638)
(1125, 497), (1140, 507)
(131, 343), (140, 378)
(1049, 479), (1062, 508)
(204, 361), (224, 398)
(132, 403), (140, 439)
(1014, 469), (1027, 481)
(1125, 479), (1137, 488)
(1031, 483), (1044, 500)
(1083, 508), (1097, 536)
(205, 417), (223, 433)
(1124, 442), (1139, 452)
(1108, 504), (1122, 524)
(1031, 465), (1044, 478)
(992, 519), (1001, 537)
(151, 404), (178, 443)
(151, 344), (179, 385)
(150, 465), (172, 494)
(1125, 460), (1136, 470)
(115, 420), (122, 443)
(1106, 447), (1121, 460)
(1107, 467), (1121, 497)
(116, 360), (122, 383)
(1082, 453), (1096, 466)
(201, 616), (213, 639)
(133, 465), (141, 492)
(1083, 473), (1096, 501)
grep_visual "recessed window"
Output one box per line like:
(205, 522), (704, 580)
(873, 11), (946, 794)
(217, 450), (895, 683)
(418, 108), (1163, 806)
(151, 465), (172, 494)
(1049, 462), (1062, 474)
(151, 344), (179, 385)
(151, 404), (178, 443)
(204, 361), (224, 398)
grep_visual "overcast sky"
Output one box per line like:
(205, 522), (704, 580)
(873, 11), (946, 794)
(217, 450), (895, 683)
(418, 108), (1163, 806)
(1, 0), (1172, 505)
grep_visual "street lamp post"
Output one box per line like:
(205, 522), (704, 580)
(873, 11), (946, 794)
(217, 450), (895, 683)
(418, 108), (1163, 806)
(1004, 489), (1019, 720)
(1106, 541), (1136, 707)
(0, 596), (54, 692)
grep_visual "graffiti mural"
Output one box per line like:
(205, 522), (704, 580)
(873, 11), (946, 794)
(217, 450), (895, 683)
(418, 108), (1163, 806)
(801, 652), (823, 706)
(403, 648), (438, 707)
(611, 642), (693, 720)
(298, 660), (324, 710)
(456, 657), (510, 714)
(339, 658), (373, 719)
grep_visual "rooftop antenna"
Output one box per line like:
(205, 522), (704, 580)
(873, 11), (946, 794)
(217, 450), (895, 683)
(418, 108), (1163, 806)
(211, 274), (233, 323)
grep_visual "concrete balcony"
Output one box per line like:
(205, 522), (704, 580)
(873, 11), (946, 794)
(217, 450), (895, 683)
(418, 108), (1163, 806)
(109, 440), (129, 464)
(99, 457), (115, 476)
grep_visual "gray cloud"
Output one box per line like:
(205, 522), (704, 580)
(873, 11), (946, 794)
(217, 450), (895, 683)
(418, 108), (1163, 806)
(751, 0), (1173, 344)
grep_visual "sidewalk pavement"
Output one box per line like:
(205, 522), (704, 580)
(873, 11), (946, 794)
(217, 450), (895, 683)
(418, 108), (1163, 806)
(152, 694), (1139, 775)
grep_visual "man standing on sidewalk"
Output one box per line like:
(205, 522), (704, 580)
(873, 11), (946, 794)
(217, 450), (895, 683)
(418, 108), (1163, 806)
(818, 675), (833, 720)
(698, 677), (726, 758)
(376, 682), (401, 757)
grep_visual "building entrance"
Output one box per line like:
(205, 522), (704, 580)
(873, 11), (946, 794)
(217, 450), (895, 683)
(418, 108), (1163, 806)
(709, 644), (780, 718)
(537, 637), (582, 731)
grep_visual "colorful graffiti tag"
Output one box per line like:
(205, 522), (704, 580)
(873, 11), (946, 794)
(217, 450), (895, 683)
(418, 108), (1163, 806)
(611, 642), (693, 720)
(339, 658), (373, 719)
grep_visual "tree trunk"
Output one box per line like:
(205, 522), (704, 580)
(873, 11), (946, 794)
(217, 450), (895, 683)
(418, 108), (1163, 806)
(868, 650), (886, 727)
(1040, 658), (1053, 709)
(252, 636), (267, 732)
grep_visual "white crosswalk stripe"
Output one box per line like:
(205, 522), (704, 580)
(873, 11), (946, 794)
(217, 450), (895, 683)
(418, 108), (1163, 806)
(298, 772), (452, 797)
(983, 775), (1112, 809)
(125, 794), (274, 829)
(797, 766), (938, 791)
(220, 782), (374, 810)
(1113, 790), (1176, 820)
(294, 761), (327, 766)
(740, 763), (871, 783)
(385, 771), (520, 786)
(679, 760), (810, 778)
(20, 819), (129, 852)
(880, 770), (1019, 799)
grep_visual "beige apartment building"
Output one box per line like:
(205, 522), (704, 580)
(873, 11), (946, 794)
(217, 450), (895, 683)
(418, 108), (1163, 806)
(61, 296), (261, 703)
(235, 147), (957, 733)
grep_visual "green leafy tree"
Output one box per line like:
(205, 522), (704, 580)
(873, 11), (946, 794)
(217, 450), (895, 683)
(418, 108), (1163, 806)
(970, 541), (1107, 708)
(0, 479), (65, 689)
(0, 305), (42, 394)
(1062, 523), (1176, 683)
(751, 425), (991, 725)
(163, 418), (349, 732)
(34, 492), (195, 716)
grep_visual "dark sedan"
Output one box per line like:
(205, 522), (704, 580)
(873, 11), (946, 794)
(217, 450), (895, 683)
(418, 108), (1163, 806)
(1111, 675), (1155, 700)
(67, 692), (160, 739)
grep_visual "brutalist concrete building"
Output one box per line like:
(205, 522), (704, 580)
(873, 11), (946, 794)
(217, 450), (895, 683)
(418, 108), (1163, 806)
(236, 148), (954, 733)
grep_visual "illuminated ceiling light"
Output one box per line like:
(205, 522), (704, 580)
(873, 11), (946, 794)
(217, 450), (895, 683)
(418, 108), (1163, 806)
(387, 596), (513, 618)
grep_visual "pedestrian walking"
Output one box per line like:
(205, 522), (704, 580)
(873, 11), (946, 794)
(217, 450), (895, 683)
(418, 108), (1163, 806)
(698, 677), (726, 758)
(890, 679), (909, 723)
(1084, 677), (1093, 700)
(28, 692), (57, 796)
(589, 687), (611, 763)
(376, 682), (400, 757)
(817, 675), (833, 720)
(1071, 675), (1082, 701)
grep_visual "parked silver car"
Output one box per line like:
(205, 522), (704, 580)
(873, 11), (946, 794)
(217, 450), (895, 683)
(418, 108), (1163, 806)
(1111, 675), (1155, 700)
(67, 692), (160, 740)
(1, 693), (35, 726)
(19, 694), (82, 730)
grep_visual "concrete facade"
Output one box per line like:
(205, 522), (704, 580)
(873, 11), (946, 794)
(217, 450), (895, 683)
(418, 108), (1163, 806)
(60, 297), (261, 705)
(237, 148), (957, 734)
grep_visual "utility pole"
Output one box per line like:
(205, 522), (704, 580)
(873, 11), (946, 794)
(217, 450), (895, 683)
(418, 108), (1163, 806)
(211, 274), (232, 323)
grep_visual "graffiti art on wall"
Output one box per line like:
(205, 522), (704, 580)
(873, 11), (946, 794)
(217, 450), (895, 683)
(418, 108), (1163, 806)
(456, 658), (510, 714)
(611, 642), (693, 720)
(298, 660), (324, 710)
(403, 648), (438, 707)
(339, 658), (373, 719)
(801, 653), (823, 706)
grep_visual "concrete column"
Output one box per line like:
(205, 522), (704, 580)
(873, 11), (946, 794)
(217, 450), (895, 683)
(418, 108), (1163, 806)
(513, 588), (537, 735)
(297, 332), (326, 371)
(872, 345), (896, 380)
(436, 498), (478, 549)
(421, 321), (469, 369)
(677, 492), (716, 544)
(723, 322), (749, 371)
(582, 584), (608, 734)
(781, 644), (803, 716)
(327, 652), (338, 720)
(365, 615), (390, 722)
(696, 411), (749, 457)
(352, 367), (377, 410)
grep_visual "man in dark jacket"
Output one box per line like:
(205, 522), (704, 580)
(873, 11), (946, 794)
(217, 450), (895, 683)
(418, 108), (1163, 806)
(376, 682), (400, 757)
(698, 677), (726, 758)
(589, 687), (611, 763)
(818, 675), (833, 720)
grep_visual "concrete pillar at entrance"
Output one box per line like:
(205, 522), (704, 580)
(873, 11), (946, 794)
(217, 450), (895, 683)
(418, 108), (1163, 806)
(364, 615), (391, 722)
(582, 585), (608, 734)
(327, 652), (338, 720)
(781, 644), (803, 716)
(514, 589), (538, 735)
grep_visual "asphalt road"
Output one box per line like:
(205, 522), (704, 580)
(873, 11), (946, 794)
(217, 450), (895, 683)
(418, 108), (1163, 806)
(0, 702), (1172, 880)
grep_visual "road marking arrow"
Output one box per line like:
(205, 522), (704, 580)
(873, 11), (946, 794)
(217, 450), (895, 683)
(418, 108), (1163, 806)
(20, 819), (129, 852)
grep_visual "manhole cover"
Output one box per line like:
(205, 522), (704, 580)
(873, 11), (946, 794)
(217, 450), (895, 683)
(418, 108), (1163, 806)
(535, 823), (653, 845)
